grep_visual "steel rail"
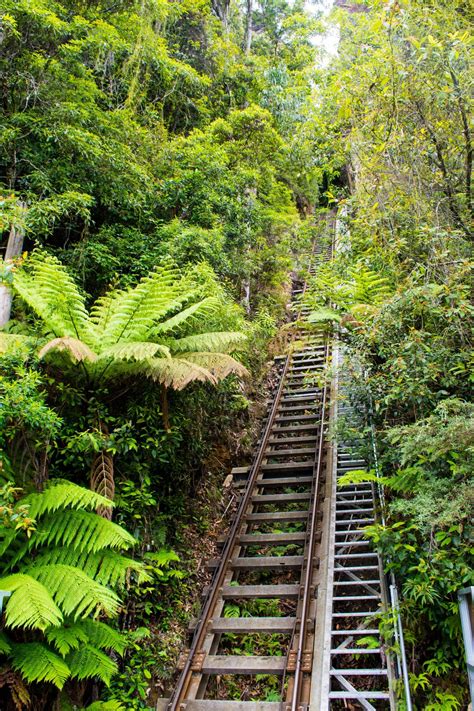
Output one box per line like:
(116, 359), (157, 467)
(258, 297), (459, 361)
(287, 227), (334, 710)
(164, 229), (328, 711)
(165, 352), (292, 711)
(289, 341), (330, 711)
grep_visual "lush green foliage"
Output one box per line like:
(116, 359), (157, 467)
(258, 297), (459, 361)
(1, 0), (472, 707)
(303, 1), (473, 706)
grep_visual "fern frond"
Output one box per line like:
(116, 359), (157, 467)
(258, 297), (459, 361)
(183, 352), (248, 380)
(0, 574), (63, 631)
(46, 619), (126, 657)
(24, 480), (112, 519)
(26, 564), (120, 619)
(10, 642), (70, 688)
(13, 252), (96, 344)
(30, 547), (150, 587)
(0, 632), (12, 654)
(37, 508), (135, 553)
(169, 331), (246, 354)
(86, 702), (126, 711)
(91, 452), (115, 519)
(66, 644), (118, 685)
(97, 341), (171, 361)
(79, 619), (127, 655)
(96, 266), (185, 346)
(337, 470), (390, 487)
(350, 266), (392, 306)
(38, 336), (97, 363)
(144, 357), (217, 389)
(45, 622), (89, 656)
(152, 296), (220, 335)
(307, 307), (341, 324)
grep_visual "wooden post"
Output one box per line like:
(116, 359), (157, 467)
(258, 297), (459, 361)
(0, 201), (26, 328)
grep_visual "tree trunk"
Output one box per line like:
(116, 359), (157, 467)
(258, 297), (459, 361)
(161, 384), (171, 432)
(242, 277), (251, 314)
(0, 202), (26, 328)
(245, 0), (253, 54)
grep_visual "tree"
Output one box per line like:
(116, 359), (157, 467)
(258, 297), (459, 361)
(1, 252), (247, 509)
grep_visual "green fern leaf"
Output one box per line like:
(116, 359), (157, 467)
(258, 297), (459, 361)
(86, 703), (126, 711)
(79, 619), (127, 654)
(35, 508), (135, 553)
(38, 336), (97, 363)
(337, 469), (390, 487)
(0, 632), (12, 654)
(45, 622), (89, 656)
(145, 357), (217, 389)
(182, 352), (248, 380)
(30, 547), (150, 587)
(307, 307), (341, 323)
(97, 341), (171, 362)
(0, 574), (63, 630)
(96, 266), (184, 346)
(10, 642), (71, 688)
(24, 480), (113, 519)
(13, 252), (96, 345)
(66, 643), (118, 685)
(169, 331), (246, 353)
(152, 296), (220, 335)
(26, 564), (120, 619)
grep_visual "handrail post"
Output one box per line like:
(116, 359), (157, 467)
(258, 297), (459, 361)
(458, 586), (474, 706)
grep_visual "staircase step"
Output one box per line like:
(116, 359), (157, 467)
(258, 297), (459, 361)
(202, 655), (286, 675)
(211, 617), (294, 634)
(221, 584), (300, 599)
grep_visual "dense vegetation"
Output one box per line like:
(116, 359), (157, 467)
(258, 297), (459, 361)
(303, 1), (473, 708)
(0, 0), (472, 709)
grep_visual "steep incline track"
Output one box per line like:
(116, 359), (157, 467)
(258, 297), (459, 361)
(160, 223), (398, 711)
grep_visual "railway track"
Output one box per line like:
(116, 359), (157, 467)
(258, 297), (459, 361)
(160, 222), (401, 711)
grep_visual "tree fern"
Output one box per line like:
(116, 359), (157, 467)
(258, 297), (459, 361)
(97, 341), (171, 362)
(10, 642), (71, 688)
(9, 252), (247, 397)
(66, 644), (118, 685)
(350, 266), (392, 306)
(46, 619), (125, 656)
(93, 265), (183, 346)
(25, 564), (120, 619)
(0, 574), (63, 630)
(24, 480), (112, 518)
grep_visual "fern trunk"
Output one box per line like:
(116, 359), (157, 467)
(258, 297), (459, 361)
(161, 384), (171, 432)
